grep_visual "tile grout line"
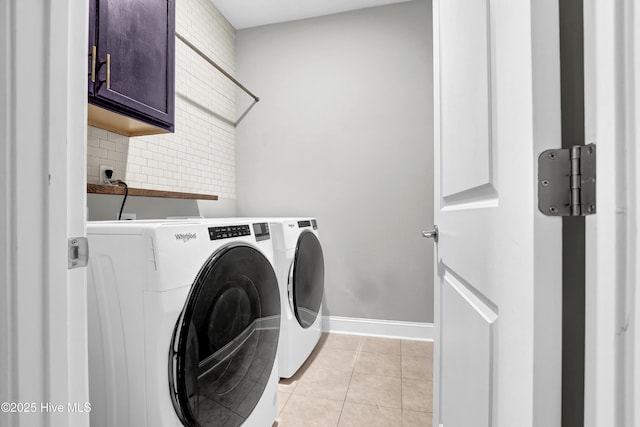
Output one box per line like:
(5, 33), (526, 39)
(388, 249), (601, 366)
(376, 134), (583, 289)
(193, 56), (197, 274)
(277, 387), (290, 422)
(335, 336), (363, 427)
(401, 340), (404, 426)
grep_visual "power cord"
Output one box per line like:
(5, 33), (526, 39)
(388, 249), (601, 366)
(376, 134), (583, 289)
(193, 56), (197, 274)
(109, 179), (129, 220)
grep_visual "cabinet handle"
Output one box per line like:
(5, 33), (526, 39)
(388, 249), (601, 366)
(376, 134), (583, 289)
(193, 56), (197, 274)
(90, 45), (96, 82)
(106, 53), (111, 89)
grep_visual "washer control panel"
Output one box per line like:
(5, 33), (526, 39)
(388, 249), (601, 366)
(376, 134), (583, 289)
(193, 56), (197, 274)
(208, 225), (251, 240)
(253, 222), (270, 241)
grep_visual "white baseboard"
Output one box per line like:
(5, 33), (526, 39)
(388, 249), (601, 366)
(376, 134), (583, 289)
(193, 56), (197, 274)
(322, 316), (434, 341)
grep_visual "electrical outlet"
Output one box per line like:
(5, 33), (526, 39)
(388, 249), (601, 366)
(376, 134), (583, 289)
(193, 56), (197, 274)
(120, 213), (136, 220)
(100, 165), (114, 185)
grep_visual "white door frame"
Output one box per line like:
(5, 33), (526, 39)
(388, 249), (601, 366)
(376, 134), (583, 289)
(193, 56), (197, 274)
(584, 0), (639, 426)
(0, 1), (89, 426)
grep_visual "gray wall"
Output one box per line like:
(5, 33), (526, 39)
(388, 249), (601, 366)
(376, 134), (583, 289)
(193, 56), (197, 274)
(235, 0), (434, 322)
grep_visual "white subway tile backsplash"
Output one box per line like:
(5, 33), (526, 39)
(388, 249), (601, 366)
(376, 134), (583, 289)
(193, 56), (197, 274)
(87, 156), (99, 166)
(93, 147), (108, 160)
(107, 132), (124, 144)
(87, 0), (236, 198)
(91, 127), (109, 139)
(99, 140), (116, 152)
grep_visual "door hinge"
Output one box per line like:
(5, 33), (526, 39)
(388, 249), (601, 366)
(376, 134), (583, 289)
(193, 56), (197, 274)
(538, 143), (596, 216)
(68, 237), (89, 269)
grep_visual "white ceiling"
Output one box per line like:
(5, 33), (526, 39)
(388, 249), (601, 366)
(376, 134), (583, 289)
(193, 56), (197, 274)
(211, 0), (413, 30)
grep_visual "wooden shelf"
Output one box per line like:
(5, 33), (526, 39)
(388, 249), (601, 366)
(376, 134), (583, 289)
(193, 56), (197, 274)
(87, 184), (218, 201)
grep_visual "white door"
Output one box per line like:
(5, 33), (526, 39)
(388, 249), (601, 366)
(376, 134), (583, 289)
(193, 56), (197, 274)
(0, 1), (89, 426)
(432, 0), (563, 426)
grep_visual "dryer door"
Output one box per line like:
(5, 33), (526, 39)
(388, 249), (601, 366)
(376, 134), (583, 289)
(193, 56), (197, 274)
(290, 231), (325, 329)
(169, 244), (280, 427)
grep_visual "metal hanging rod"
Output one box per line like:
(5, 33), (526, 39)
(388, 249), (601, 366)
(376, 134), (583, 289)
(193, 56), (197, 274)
(175, 32), (259, 103)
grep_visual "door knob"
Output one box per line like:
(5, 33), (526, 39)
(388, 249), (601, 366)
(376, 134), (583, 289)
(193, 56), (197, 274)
(422, 226), (438, 242)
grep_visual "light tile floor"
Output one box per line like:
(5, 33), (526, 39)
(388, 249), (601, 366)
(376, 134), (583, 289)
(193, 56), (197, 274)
(275, 333), (433, 427)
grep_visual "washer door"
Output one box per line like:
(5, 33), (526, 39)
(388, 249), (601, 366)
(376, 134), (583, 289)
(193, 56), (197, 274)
(290, 231), (325, 329)
(169, 244), (280, 427)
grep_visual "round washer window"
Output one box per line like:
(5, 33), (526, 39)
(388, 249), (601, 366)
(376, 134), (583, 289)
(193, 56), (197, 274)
(291, 231), (325, 328)
(170, 244), (280, 427)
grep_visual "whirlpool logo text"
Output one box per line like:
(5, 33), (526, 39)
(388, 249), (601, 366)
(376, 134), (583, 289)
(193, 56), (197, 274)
(175, 232), (197, 243)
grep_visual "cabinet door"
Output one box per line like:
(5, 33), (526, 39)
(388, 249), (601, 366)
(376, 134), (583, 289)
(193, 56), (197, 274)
(88, 0), (96, 96)
(93, 0), (175, 130)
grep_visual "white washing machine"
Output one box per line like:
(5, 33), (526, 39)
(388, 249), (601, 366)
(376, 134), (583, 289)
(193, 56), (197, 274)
(269, 218), (325, 378)
(87, 219), (280, 427)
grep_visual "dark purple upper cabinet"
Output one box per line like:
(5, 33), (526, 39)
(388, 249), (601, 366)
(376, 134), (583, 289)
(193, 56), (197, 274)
(88, 0), (96, 97)
(89, 0), (175, 133)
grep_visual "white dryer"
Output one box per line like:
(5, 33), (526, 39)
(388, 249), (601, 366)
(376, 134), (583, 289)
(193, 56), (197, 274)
(269, 218), (325, 378)
(87, 219), (280, 427)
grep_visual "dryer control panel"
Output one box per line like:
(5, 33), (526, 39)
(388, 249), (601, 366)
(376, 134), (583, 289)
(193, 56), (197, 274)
(208, 225), (251, 240)
(297, 219), (318, 230)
